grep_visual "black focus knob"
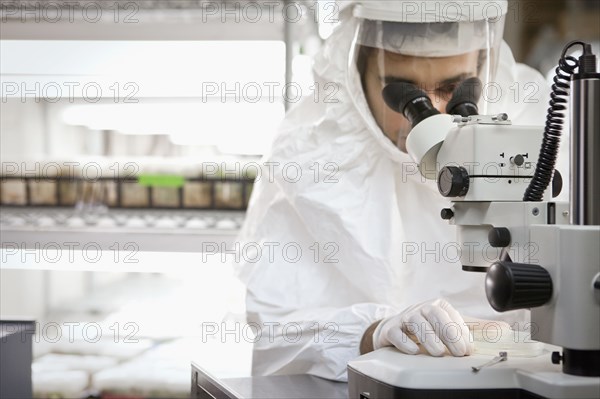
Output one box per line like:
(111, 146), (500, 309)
(438, 166), (470, 197)
(440, 208), (454, 220)
(485, 261), (553, 312)
(488, 227), (511, 248)
(552, 352), (563, 365)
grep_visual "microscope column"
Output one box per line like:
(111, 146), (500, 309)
(570, 74), (600, 225)
(562, 68), (600, 376)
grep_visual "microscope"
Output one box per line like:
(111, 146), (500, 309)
(348, 41), (600, 398)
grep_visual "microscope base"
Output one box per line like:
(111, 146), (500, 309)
(347, 347), (600, 399)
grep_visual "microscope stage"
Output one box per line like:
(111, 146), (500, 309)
(348, 346), (600, 399)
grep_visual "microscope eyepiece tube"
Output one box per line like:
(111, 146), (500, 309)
(445, 77), (482, 117)
(382, 82), (440, 128)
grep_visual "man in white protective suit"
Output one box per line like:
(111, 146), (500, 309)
(235, 0), (560, 381)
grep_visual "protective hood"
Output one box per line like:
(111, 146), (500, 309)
(352, 0), (508, 23)
(236, 0), (554, 382)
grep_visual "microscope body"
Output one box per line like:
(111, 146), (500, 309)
(348, 114), (600, 398)
(408, 114), (600, 376)
(408, 114), (565, 270)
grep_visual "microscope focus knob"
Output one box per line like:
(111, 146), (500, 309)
(552, 352), (563, 365)
(488, 227), (511, 247)
(438, 166), (470, 197)
(440, 208), (454, 220)
(485, 261), (553, 312)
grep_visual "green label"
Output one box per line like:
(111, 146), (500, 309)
(138, 175), (185, 188)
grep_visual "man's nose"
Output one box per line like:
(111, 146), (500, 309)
(433, 98), (449, 114)
(426, 91), (450, 114)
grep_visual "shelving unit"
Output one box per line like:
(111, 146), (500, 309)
(0, 175), (255, 211)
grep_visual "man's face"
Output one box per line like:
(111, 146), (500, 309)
(363, 49), (479, 153)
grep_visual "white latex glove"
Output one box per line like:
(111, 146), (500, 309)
(462, 316), (512, 336)
(372, 299), (474, 357)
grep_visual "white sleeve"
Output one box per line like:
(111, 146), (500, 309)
(236, 174), (396, 382)
(246, 303), (392, 382)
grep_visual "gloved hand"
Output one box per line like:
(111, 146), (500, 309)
(372, 299), (473, 357)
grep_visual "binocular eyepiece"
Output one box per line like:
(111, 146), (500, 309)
(382, 77), (482, 129)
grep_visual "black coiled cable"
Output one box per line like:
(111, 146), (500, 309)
(523, 41), (586, 201)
